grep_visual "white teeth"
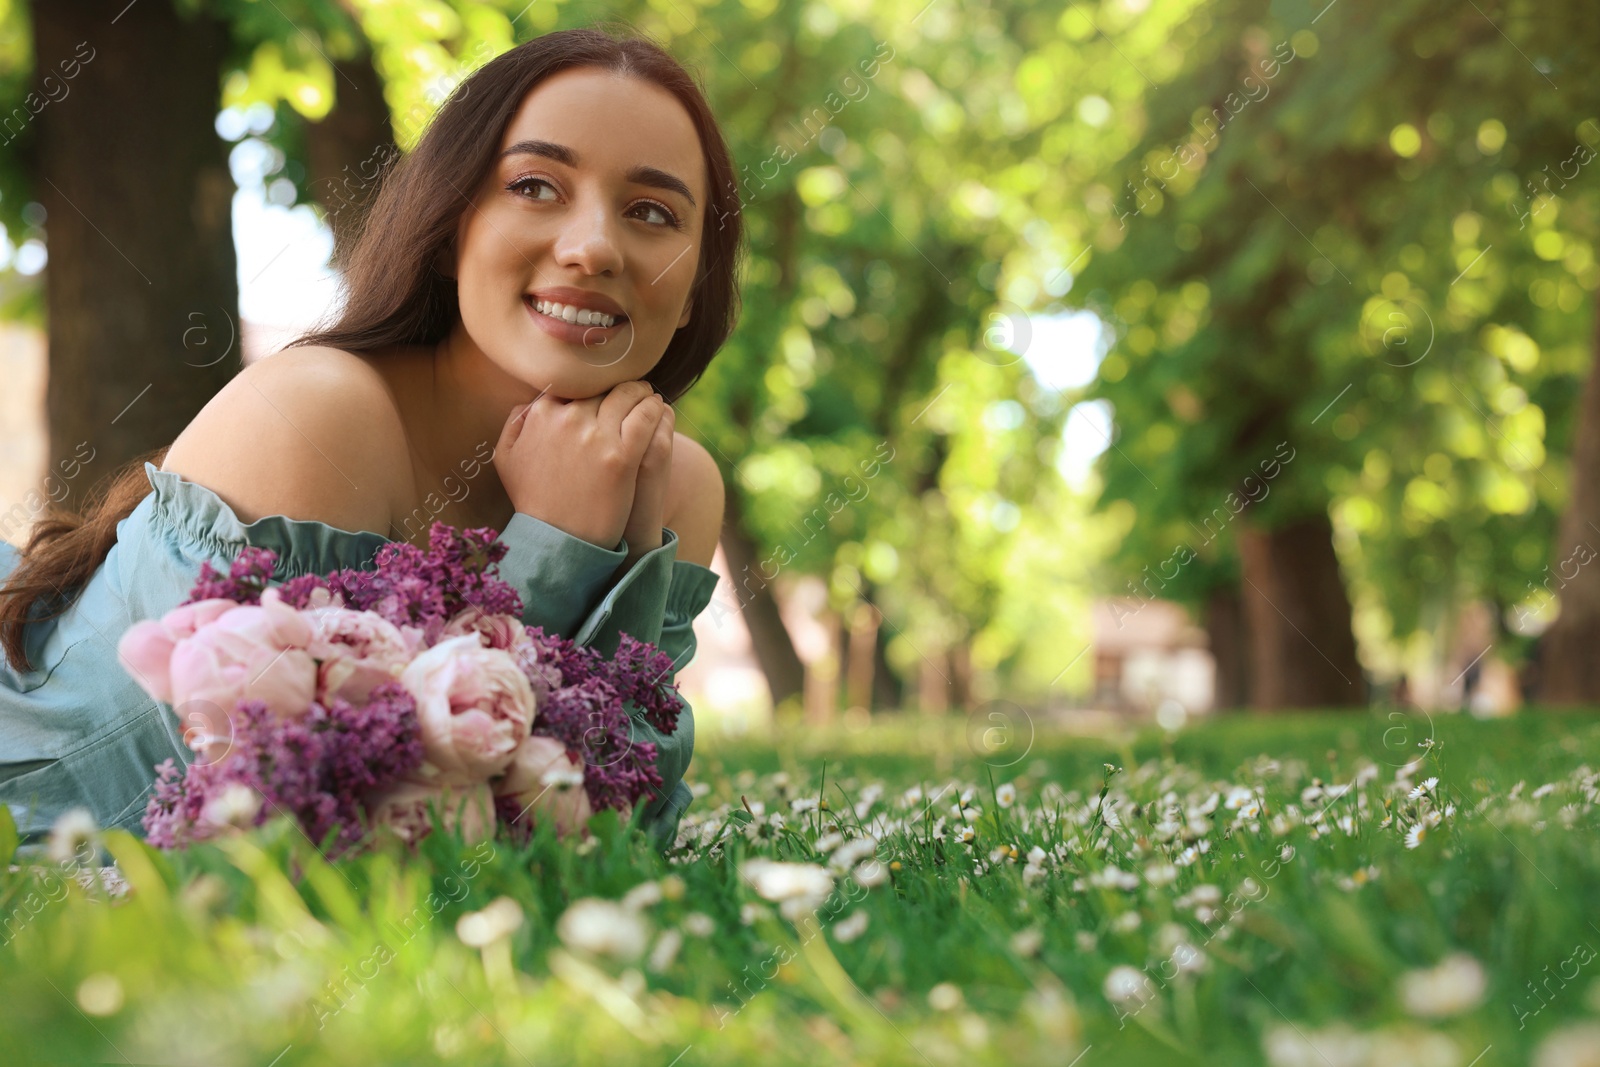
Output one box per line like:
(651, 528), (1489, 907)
(533, 300), (618, 328)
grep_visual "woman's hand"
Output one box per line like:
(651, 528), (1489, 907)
(618, 397), (675, 566)
(493, 381), (669, 549)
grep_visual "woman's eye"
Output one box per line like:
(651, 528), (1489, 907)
(508, 176), (558, 200)
(632, 200), (682, 229)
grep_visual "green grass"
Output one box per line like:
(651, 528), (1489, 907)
(4, 709), (1600, 1066)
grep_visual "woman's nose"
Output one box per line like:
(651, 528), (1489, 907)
(552, 197), (623, 277)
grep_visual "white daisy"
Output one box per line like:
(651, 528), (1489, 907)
(832, 910), (870, 943)
(1398, 953), (1487, 1017)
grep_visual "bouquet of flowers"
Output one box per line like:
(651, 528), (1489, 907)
(116, 523), (684, 856)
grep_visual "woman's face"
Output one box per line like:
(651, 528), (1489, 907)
(450, 66), (708, 400)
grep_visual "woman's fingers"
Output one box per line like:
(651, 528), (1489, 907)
(598, 380), (657, 437)
(620, 393), (667, 459)
(497, 402), (534, 454)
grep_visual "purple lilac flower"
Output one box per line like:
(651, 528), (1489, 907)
(143, 683), (425, 856)
(534, 674), (662, 814)
(510, 627), (672, 815)
(182, 546), (278, 606)
(605, 634), (684, 735)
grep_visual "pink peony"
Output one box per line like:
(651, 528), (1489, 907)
(441, 606), (527, 651)
(166, 589), (317, 760)
(400, 635), (536, 783)
(494, 734), (595, 838)
(118, 598), (240, 703)
(368, 777), (495, 845)
(305, 606), (417, 703)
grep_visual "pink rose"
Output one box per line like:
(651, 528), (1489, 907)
(118, 598), (240, 703)
(305, 607), (417, 703)
(166, 591), (317, 759)
(368, 778), (495, 846)
(441, 607), (527, 651)
(400, 635), (536, 783)
(494, 734), (594, 838)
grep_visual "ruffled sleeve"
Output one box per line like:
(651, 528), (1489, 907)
(142, 463), (389, 577)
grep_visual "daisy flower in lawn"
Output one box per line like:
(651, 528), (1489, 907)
(958, 825), (977, 844)
(1103, 965), (1153, 1007)
(48, 807), (100, 867)
(556, 898), (650, 961)
(829, 836), (878, 872)
(680, 912), (715, 938)
(456, 897), (523, 948)
(1405, 824), (1428, 849)
(1397, 953), (1488, 1018)
(996, 782), (1017, 808)
(1534, 1023), (1600, 1067)
(1144, 863), (1178, 887)
(741, 859), (835, 921)
(831, 910), (869, 943)
(1407, 777), (1439, 801)
(1010, 927), (1044, 957)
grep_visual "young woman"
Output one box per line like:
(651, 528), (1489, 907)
(0, 26), (744, 855)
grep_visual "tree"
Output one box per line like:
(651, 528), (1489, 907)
(1063, 0), (1598, 708)
(27, 2), (237, 483)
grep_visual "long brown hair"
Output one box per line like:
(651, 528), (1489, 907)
(292, 23), (746, 403)
(0, 25), (745, 671)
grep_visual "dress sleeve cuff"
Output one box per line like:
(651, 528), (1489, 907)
(573, 526), (682, 656)
(495, 512), (629, 637)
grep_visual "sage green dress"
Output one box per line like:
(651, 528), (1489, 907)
(0, 463), (720, 858)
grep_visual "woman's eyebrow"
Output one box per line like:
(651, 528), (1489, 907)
(500, 139), (697, 207)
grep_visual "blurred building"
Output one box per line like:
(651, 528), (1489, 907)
(1091, 597), (1215, 715)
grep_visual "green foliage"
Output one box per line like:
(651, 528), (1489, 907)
(1063, 0), (1599, 667)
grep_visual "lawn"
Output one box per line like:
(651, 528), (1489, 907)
(4, 709), (1600, 1066)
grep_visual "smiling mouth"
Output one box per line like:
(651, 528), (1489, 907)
(527, 297), (627, 329)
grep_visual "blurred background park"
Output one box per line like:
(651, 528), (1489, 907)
(0, 0), (1596, 739)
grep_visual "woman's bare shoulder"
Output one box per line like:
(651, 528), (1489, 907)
(162, 345), (412, 535)
(665, 432), (725, 569)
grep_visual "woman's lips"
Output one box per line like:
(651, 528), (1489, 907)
(524, 296), (630, 347)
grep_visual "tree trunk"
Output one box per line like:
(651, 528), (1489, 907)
(1538, 290), (1600, 704)
(948, 642), (974, 713)
(844, 598), (878, 712)
(872, 619), (904, 712)
(33, 2), (236, 485)
(1236, 514), (1366, 709)
(1204, 587), (1249, 710)
(303, 43), (394, 267)
(719, 487), (805, 711)
(802, 611), (839, 726)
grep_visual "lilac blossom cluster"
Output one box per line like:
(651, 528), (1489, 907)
(143, 685), (425, 854)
